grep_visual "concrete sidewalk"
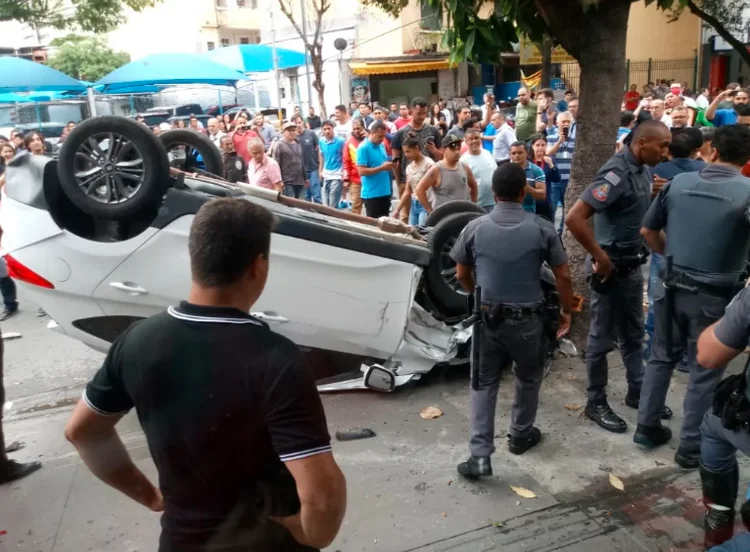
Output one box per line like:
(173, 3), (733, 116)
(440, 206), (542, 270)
(2, 352), (750, 552)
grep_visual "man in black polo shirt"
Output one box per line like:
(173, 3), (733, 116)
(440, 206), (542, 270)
(64, 198), (347, 551)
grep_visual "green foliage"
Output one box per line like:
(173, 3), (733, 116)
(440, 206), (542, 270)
(0, 0), (159, 33)
(47, 34), (130, 81)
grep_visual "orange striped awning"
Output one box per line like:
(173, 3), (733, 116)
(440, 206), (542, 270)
(349, 59), (453, 76)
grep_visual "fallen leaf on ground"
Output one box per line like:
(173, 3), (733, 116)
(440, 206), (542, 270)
(419, 406), (443, 420)
(609, 474), (625, 491)
(510, 485), (537, 499)
(489, 520), (504, 528)
(564, 404), (582, 411)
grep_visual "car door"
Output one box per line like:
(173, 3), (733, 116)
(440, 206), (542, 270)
(91, 214), (416, 359)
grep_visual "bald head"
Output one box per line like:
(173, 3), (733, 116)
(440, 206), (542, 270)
(630, 120), (671, 167)
(517, 87), (531, 105)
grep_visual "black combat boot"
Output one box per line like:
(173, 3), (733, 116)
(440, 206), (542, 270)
(457, 456), (492, 479)
(508, 427), (542, 455)
(633, 423), (672, 447)
(624, 387), (673, 420)
(585, 399), (627, 433)
(700, 462), (738, 550)
(675, 447), (701, 469)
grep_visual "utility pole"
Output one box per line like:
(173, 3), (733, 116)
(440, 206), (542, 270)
(299, 0), (314, 112)
(270, 1), (282, 121)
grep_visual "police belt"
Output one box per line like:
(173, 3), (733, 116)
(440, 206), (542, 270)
(603, 245), (648, 272)
(713, 355), (750, 433)
(661, 270), (739, 300)
(481, 304), (543, 322)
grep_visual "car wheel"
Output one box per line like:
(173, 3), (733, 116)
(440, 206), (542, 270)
(159, 130), (224, 178)
(424, 200), (485, 228)
(426, 211), (482, 317)
(57, 116), (170, 220)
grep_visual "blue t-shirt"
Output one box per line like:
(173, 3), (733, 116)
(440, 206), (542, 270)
(522, 162), (546, 213)
(320, 135), (345, 178)
(356, 139), (391, 199)
(713, 108), (738, 127)
(483, 124), (496, 154)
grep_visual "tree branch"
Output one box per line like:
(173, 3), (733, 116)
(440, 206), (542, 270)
(277, 0), (309, 47)
(687, 0), (750, 67)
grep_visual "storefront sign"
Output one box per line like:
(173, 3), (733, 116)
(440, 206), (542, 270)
(519, 37), (576, 65)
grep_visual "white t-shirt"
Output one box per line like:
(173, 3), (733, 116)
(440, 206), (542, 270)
(334, 120), (352, 140)
(460, 150), (496, 209)
(406, 156), (435, 199)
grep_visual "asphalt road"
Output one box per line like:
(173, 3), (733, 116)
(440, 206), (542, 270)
(2, 290), (104, 408)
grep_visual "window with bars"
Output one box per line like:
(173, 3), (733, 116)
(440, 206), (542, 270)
(207, 42), (215, 50)
(420, 0), (441, 30)
(236, 0), (245, 6)
(221, 38), (230, 47)
(240, 37), (250, 44)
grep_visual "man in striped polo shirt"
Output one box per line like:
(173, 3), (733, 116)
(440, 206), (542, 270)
(546, 111), (575, 234)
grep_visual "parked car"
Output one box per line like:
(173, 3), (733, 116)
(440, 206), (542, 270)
(205, 104), (241, 117)
(167, 114), (212, 128)
(0, 116), (563, 392)
(130, 111), (171, 126)
(146, 104), (204, 117)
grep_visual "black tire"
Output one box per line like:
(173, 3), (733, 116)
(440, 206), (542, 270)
(424, 200), (485, 227)
(426, 211), (482, 317)
(58, 116), (170, 220)
(159, 130), (224, 178)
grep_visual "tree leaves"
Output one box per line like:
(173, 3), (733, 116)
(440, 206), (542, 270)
(0, 0), (159, 33)
(47, 35), (130, 81)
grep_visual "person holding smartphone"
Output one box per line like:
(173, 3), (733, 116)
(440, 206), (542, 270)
(706, 87), (750, 127)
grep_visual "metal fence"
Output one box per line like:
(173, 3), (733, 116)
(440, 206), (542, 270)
(554, 57), (700, 95)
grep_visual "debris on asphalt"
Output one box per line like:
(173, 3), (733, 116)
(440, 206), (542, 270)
(2, 401), (11, 412)
(441, 512), (447, 517)
(419, 405), (443, 420)
(1, 332), (22, 341)
(510, 485), (537, 499)
(4, 441), (23, 453)
(335, 428), (376, 441)
(447, 479), (454, 486)
(564, 404), (582, 411)
(489, 520), (504, 528)
(609, 474), (625, 491)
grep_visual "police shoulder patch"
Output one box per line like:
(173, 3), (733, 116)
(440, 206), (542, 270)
(592, 183), (611, 202)
(604, 171), (621, 186)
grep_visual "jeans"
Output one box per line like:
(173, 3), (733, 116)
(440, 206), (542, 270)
(284, 184), (305, 199)
(304, 171), (322, 204)
(550, 181), (568, 234)
(322, 179), (343, 208)
(409, 198), (427, 226)
(0, 276), (17, 311)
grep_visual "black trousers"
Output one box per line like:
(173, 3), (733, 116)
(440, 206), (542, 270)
(364, 195), (391, 219)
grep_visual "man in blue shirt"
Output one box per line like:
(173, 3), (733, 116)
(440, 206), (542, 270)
(318, 120), (346, 208)
(509, 141), (546, 213)
(706, 88), (749, 127)
(546, 112), (575, 233)
(356, 120), (393, 218)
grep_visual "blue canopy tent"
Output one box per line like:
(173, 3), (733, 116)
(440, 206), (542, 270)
(203, 44), (306, 72)
(0, 57), (87, 93)
(95, 53), (248, 92)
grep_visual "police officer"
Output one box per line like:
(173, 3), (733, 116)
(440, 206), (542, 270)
(694, 287), (750, 550)
(451, 163), (574, 478)
(635, 124), (750, 470)
(566, 120), (673, 434)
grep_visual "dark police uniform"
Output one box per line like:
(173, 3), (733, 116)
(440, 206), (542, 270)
(83, 302), (328, 552)
(639, 165), (750, 462)
(697, 288), (750, 549)
(450, 202), (566, 457)
(581, 147), (651, 410)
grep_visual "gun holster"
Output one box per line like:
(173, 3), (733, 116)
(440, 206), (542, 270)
(589, 271), (619, 294)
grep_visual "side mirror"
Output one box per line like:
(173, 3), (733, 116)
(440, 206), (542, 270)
(364, 365), (396, 393)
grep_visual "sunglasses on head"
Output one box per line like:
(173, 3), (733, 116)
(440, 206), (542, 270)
(446, 143), (461, 150)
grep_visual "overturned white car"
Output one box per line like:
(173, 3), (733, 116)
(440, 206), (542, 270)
(0, 117), (562, 392)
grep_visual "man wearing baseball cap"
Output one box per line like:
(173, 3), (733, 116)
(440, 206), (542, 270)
(415, 132), (478, 214)
(272, 121), (307, 198)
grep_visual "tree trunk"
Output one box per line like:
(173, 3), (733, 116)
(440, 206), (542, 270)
(540, 36), (553, 88)
(310, 43), (327, 118)
(535, 0), (631, 347)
